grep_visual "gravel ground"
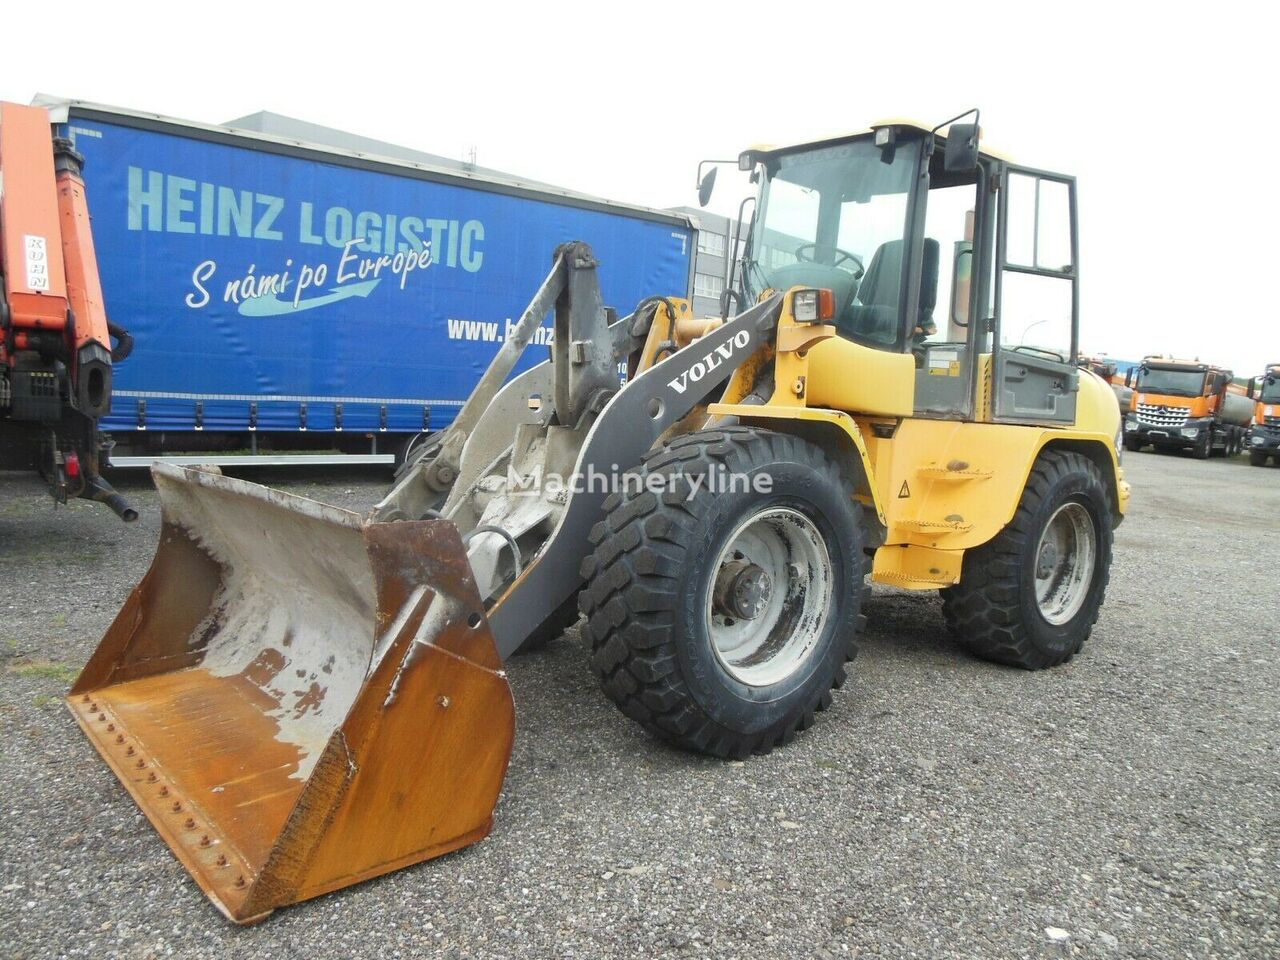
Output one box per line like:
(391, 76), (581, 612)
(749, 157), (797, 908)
(1, 451), (1277, 959)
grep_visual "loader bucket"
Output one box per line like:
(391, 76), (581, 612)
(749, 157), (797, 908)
(66, 464), (515, 923)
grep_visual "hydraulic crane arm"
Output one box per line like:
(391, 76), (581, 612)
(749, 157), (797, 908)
(0, 101), (134, 519)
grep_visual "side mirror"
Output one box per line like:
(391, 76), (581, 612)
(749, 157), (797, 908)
(1124, 367), (1135, 389)
(697, 167), (717, 208)
(1247, 378), (1257, 399)
(944, 123), (980, 173)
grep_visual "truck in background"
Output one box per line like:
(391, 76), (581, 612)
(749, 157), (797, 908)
(39, 98), (695, 467)
(0, 102), (135, 518)
(1122, 356), (1252, 458)
(1246, 363), (1280, 466)
(1078, 354), (1132, 410)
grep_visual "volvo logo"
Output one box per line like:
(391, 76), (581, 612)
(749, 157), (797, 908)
(667, 330), (751, 395)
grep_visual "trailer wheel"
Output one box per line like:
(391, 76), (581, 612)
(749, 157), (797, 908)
(579, 427), (866, 758)
(941, 449), (1113, 670)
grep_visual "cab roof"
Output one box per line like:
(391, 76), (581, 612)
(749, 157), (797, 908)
(1142, 357), (1227, 372)
(741, 118), (1013, 164)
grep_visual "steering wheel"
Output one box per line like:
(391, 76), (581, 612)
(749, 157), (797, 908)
(794, 243), (864, 278)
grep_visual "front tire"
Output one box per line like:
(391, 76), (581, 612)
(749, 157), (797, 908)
(942, 449), (1114, 670)
(1250, 449), (1268, 467)
(1122, 435), (1143, 453)
(579, 427), (867, 758)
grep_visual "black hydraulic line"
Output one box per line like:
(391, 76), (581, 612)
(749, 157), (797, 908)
(81, 472), (138, 522)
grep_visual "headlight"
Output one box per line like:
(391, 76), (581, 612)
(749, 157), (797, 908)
(1252, 434), (1266, 446)
(792, 288), (834, 323)
(1115, 425), (1124, 461)
(1124, 420), (1138, 432)
(1180, 427), (1200, 439)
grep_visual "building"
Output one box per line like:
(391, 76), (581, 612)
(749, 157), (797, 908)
(668, 205), (740, 317)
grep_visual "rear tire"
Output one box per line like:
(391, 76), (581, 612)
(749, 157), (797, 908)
(579, 427), (866, 758)
(941, 449), (1114, 670)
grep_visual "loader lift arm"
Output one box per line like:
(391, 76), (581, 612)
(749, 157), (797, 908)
(376, 240), (784, 656)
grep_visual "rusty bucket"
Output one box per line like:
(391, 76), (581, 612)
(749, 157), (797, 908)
(67, 464), (515, 923)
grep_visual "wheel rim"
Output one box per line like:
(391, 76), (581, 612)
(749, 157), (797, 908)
(1033, 501), (1097, 625)
(705, 507), (833, 687)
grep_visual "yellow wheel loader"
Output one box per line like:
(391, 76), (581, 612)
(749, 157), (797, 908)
(68, 113), (1130, 922)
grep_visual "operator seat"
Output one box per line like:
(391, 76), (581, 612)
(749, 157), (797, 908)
(840, 238), (939, 347)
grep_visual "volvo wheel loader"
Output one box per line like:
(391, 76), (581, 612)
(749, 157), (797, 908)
(68, 114), (1129, 922)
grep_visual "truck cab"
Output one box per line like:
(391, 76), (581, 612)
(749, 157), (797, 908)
(1123, 357), (1249, 458)
(1247, 363), (1280, 466)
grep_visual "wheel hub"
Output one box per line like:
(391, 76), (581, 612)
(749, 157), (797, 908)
(1033, 501), (1098, 626)
(713, 560), (773, 621)
(1036, 542), (1059, 579)
(704, 507), (834, 687)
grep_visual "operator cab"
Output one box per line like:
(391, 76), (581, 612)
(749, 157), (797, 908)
(731, 117), (1080, 425)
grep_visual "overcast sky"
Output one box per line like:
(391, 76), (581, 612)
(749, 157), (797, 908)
(6, 1), (1275, 376)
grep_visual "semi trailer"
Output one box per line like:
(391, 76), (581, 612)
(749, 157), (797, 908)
(1123, 356), (1252, 458)
(37, 98), (695, 466)
(1247, 363), (1280, 466)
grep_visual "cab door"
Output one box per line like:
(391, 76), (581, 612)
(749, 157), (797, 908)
(991, 166), (1079, 424)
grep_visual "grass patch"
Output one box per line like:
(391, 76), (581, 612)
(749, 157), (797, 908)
(6, 660), (80, 684)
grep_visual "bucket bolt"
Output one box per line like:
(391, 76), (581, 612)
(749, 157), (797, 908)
(171, 801), (182, 813)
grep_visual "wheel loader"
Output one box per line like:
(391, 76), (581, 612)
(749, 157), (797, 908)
(67, 113), (1130, 922)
